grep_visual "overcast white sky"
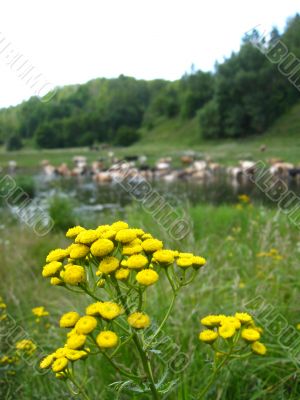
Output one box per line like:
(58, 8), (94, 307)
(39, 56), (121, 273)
(0, 0), (299, 108)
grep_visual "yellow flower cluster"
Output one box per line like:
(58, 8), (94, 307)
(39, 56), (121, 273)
(40, 221), (207, 383)
(42, 221), (207, 289)
(256, 248), (283, 261)
(0, 296), (7, 321)
(199, 312), (267, 356)
(15, 339), (37, 356)
(32, 306), (49, 318)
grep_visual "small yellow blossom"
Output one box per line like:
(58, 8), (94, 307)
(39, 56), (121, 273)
(111, 221), (129, 231)
(136, 269), (159, 286)
(63, 265), (85, 285)
(221, 316), (241, 329)
(100, 229), (117, 240)
(115, 268), (130, 280)
(66, 226), (85, 238)
(86, 302), (102, 316)
(122, 239), (143, 255)
(218, 323), (236, 339)
(75, 229), (99, 244)
(96, 331), (118, 348)
(115, 229), (137, 243)
(201, 315), (225, 327)
(192, 256), (206, 268)
(40, 354), (54, 369)
(75, 316), (97, 334)
(199, 330), (218, 344)
(251, 341), (267, 355)
(127, 254), (148, 269)
(32, 306), (49, 317)
(99, 256), (119, 274)
(52, 357), (68, 372)
(65, 349), (88, 361)
(128, 312), (150, 329)
(235, 312), (253, 324)
(152, 250), (175, 265)
(42, 261), (63, 277)
(69, 244), (90, 259)
(142, 238), (163, 253)
(66, 334), (87, 349)
(90, 239), (114, 257)
(98, 302), (122, 320)
(96, 224), (111, 234)
(242, 328), (261, 342)
(50, 277), (64, 286)
(177, 257), (193, 268)
(60, 311), (80, 328)
(46, 248), (69, 263)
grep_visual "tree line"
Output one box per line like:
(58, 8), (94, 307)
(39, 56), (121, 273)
(1, 14), (300, 150)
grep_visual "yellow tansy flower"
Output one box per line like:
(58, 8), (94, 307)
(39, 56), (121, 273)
(128, 312), (150, 329)
(152, 250), (175, 265)
(50, 277), (64, 286)
(99, 256), (119, 274)
(86, 302), (102, 316)
(142, 238), (163, 253)
(32, 306), (49, 317)
(199, 330), (218, 344)
(40, 354), (54, 369)
(75, 316), (97, 334)
(75, 229), (99, 244)
(60, 311), (80, 328)
(251, 341), (267, 355)
(218, 323), (236, 339)
(115, 229), (137, 243)
(46, 248), (69, 263)
(63, 265), (85, 285)
(176, 257), (193, 268)
(242, 328), (261, 342)
(42, 261), (62, 277)
(52, 357), (68, 372)
(66, 226), (85, 238)
(127, 254), (148, 269)
(96, 331), (118, 348)
(136, 269), (159, 286)
(98, 302), (122, 320)
(66, 334), (87, 349)
(115, 268), (130, 280)
(69, 244), (90, 259)
(90, 239), (114, 257)
(111, 221), (129, 231)
(235, 312), (253, 324)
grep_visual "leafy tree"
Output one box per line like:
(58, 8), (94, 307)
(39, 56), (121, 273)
(6, 135), (23, 151)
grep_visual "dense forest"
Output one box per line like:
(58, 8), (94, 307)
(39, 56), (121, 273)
(1, 14), (300, 150)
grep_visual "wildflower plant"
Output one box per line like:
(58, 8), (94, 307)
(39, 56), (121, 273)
(39, 221), (207, 399)
(39, 221), (269, 399)
(198, 312), (267, 398)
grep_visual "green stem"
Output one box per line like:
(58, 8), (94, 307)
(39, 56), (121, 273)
(89, 335), (141, 380)
(145, 291), (177, 349)
(113, 278), (160, 400)
(197, 332), (241, 399)
(196, 354), (229, 399)
(80, 285), (102, 302)
(67, 373), (91, 400)
(101, 349), (143, 380)
(165, 268), (177, 292)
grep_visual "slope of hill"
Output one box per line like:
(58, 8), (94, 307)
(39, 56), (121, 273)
(1, 102), (299, 169)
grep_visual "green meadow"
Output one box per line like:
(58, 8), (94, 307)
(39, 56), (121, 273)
(1, 199), (300, 399)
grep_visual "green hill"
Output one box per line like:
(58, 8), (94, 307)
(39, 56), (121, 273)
(1, 102), (299, 169)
